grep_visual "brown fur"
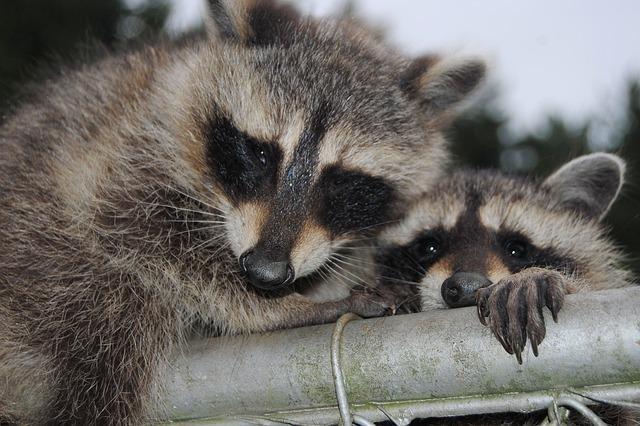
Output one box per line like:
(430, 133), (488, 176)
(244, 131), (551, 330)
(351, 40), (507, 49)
(0, 1), (487, 424)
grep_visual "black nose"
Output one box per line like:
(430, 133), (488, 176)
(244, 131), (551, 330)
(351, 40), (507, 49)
(239, 250), (294, 290)
(441, 272), (492, 308)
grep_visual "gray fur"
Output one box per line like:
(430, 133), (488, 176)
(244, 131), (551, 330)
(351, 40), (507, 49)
(543, 152), (625, 220)
(0, 0), (485, 423)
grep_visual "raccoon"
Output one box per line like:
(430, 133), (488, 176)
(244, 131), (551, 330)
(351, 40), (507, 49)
(375, 153), (636, 423)
(376, 153), (631, 362)
(0, 0), (486, 423)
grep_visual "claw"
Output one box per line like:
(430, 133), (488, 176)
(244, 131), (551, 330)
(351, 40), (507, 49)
(477, 303), (488, 326)
(531, 341), (539, 357)
(494, 331), (513, 354)
(544, 276), (564, 323)
(476, 289), (489, 325)
(514, 348), (523, 365)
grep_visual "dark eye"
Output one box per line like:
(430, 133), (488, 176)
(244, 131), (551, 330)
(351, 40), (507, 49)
(424, 238), (440, 257)
(250, 143), (268, 167)
(505, 239), (528, 259)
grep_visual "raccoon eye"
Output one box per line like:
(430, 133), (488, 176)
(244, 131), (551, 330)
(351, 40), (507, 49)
(505, 239), (528, 259)
(424, 238), (440, 257)
(249, 143), (268, 167)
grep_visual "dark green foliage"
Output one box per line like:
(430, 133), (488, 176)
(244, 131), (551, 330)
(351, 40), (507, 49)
(450, 83), (640, 275)
(607, 83), (640, 274)
(0, 0), (169, 115)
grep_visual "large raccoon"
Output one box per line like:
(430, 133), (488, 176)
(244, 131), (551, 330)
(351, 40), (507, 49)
(0, 0), (486, 424)
(377, 153), (631, 360)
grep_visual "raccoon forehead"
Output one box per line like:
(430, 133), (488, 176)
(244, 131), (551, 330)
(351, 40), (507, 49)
(478, 196), (603, 255)
(173, 48), (282, 143)
(379, 196), (465, 246)
(317, 121), (449, 197)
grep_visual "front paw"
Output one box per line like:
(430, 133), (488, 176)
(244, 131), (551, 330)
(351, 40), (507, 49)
(346, 286), (396, 318)
(476, 268), (566, 363)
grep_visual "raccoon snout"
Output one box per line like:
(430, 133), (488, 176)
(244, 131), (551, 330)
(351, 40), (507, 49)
(239, 250), (295, 290)
(441, 272), (492, 308)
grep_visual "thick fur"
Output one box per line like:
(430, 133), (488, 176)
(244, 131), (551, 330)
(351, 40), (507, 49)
(0, 1), (486, 424)
(376, 153), (636, 423)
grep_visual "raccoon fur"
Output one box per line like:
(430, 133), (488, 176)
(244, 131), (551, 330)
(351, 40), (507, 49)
(376, 153), (637, 424)
(0, 0), (486, 424)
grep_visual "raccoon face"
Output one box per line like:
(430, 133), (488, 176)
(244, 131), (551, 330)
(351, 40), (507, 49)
(376, 154), (625, 310)
(166, 0), (486, 292)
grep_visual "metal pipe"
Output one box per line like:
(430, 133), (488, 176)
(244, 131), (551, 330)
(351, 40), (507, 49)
(159, 287), (640, 424)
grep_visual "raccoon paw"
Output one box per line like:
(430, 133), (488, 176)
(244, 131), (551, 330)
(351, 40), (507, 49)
(475, 268), (566, 364)
(346, 286), (396, 318)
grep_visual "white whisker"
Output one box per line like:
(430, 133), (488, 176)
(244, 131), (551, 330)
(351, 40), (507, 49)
(164, 184), (225, 214)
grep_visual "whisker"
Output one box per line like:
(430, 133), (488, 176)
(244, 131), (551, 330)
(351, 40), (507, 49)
(377, 275), (421, 287)
(141, 202), (223, 219)
(330, 256), (372, 287)
(202, 241), (232, 265)
(347, 218), (401, 235)
(325, 257), (368, 289)
(164, 184), (226, 214)
(183, 234), (225, 255)
(170, 225), (226, 237)
(166, 219), (227, 225)
(315, 265), (352, 292)
(323, 260), (358, 289)
(332, 252), (381, 269)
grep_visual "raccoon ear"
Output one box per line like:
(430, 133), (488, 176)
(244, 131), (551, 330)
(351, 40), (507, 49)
(204, 0), (300, 46)
(543, 153), (626, 221)
(400, 56), (486, 123)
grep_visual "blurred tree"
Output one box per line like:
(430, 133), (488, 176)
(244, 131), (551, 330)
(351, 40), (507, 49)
(0, 0), (169, 116)
(448, 98), (503, 170)
(450, 83), (640, 275)
(607, 82), (640, 274)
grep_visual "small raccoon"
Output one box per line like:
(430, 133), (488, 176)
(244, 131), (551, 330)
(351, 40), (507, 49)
(0, 0), (486, 424)
(376, 153), (632, 363)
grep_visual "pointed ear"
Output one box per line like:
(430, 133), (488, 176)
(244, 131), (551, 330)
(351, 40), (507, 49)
(543, 153), (626, 221)
(204, 0), (300, 46)
(400, 55), (486, 123)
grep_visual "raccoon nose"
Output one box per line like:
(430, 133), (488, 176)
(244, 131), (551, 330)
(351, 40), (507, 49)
(239, 250), (294, 290)
(441, 272), (492, 308)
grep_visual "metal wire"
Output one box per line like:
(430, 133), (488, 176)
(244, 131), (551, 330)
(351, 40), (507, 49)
(556, 398), (607, 426)
(569, 389), (640, 409)
(331, 313), (361, 426)
(544, 400), (569, 425)
(375, 404), (413, 425)
(352, 414), (377, 426)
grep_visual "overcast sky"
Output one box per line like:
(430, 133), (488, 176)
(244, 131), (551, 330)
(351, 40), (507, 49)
(159, 0), (640, 143)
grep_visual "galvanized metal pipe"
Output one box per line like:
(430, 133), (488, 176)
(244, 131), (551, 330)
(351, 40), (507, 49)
(160, 287), (640, 424)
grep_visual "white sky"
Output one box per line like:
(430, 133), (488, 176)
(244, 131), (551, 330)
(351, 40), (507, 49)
(161, 0), (640, 140)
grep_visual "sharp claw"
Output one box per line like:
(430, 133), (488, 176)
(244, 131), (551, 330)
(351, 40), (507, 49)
(545, 297), (559, 322)
(476, 290), (490, 325)
(495, 331), (513, 354)
(477, 304), (487, 326)
(510, 331), (524, 364)
(531, 338), (539, 357)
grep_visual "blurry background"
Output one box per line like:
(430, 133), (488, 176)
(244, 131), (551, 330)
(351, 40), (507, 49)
(1, 0), (638, 274)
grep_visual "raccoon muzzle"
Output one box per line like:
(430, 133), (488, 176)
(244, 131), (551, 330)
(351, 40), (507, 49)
(240, 249), (295, 290)
(441, 272), (492, 308)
